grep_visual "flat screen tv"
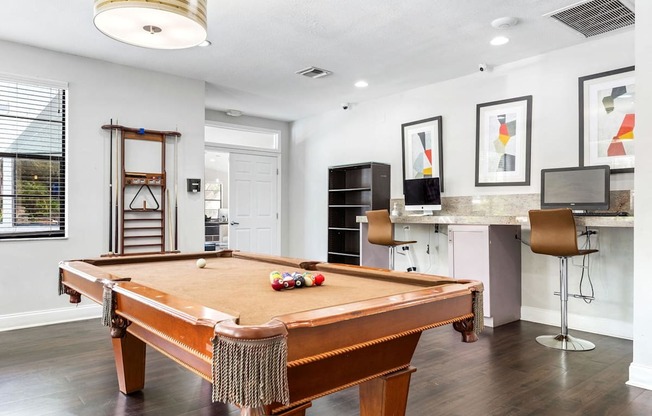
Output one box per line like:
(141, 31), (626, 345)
(540, 165), (610, 211)
(404, 177), (441, 215)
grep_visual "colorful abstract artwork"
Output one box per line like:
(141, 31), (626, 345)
(580, 66), (635, 173)
(475, 96), (532, 186)
(494, 113), (517, 172)
(401, 116), (443, 191)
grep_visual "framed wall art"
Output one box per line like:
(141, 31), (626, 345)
(401, 115), (444, 191)
(579, 66), (635, 173)
(475, 95), (532, 186)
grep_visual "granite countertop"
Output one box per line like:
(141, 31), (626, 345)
(355, 192), (635, 228)
(356, 214), (633, 228)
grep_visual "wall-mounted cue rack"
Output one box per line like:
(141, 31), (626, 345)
(103, 124), (181, 255)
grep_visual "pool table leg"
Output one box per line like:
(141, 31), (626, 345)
(453, 317), (479, 343)
(359, 366), (417, 416)
(112, 331), (146, 394)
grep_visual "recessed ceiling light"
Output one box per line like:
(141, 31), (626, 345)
(198, 40), (212, 47)
(354, 80), (369, 88)
(226, 109), (243, 117)
(490, 36), (510, 46)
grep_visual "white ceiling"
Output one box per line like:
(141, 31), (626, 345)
(0, 0), (635, 122)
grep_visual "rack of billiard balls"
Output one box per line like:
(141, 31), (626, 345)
(270, 271), (325, 291)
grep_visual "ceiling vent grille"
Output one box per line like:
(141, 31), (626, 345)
(547, 0), (634, 38)
(296, 67), (332, 79)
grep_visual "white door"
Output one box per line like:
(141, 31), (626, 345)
(228, 153), (279, 255)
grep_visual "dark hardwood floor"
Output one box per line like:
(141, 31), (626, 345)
(1, 319), (651, 416)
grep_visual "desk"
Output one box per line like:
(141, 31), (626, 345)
(59, 251), (482, 416)
(357, 213), (633, 269)
(357, 214), (634, 228)
(357, 213), (633, 326)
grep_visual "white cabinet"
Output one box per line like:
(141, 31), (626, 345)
(448, 225), (521, 327)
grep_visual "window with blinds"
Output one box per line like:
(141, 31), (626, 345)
(0, 78), (67, 239)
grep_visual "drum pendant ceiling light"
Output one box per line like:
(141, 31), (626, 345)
(94, 0), (208, 49)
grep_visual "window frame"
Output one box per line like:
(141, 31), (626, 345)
(0, 74), (68, 240)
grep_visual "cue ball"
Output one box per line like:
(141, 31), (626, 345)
(196, 258), (207, 268)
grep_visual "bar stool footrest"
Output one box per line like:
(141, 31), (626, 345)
(553, 291), (595, 301)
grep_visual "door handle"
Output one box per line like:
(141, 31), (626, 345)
(230, 221), (239, 226)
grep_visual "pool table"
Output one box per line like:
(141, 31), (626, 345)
(59, 251), (483, 416)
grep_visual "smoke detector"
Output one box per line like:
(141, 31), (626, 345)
(225, 109), (243, 117)
(491, 17), (519, 30)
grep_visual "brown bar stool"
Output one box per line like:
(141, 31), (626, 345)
(528, 208), (597, 351)
(366, 209), (417, 271)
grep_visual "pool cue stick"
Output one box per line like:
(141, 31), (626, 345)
(114, 124), (121, 254)
(174, 134), (178, 251)
(166, 189), (173, 251)
(108, 119), (113, 253)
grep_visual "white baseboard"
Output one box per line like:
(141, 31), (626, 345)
(0, 305), (102, 332)
(520, 306), (633, 340)
(628, 363), (652, 391)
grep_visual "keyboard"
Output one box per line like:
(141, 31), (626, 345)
(573, 211), (629, 217)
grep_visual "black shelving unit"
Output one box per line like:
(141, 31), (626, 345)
(327, 162), (390, 265)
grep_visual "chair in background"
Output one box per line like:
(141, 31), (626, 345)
(366, 209), (417, 271)
(528, 208), (598, 351)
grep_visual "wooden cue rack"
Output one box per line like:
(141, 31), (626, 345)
(102, 124), (181, 255)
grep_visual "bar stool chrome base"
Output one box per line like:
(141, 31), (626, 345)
(536, 334), (595, 351)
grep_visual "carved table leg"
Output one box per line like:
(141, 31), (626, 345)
(63, 287), (81, 303)
(112, 330), (146, 394)
(359, 366), (417, 416)
(453, 317), (478, 343)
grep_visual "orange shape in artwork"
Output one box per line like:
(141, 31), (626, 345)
(616, 114), (635, 140)
(607, 140), (626, 156)
(424, 149), (433, 164)
(498, 123), (511, 145)
(423, 167), (433, 176)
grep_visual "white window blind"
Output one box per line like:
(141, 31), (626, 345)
(0, 78), (66, 239)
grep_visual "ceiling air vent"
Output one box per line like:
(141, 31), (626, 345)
(546, 0), (634, 38)
(296, 66), (332, 79)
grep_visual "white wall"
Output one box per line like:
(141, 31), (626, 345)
(0, 40), (205, 330)
(629, 0), (652, 390)
(289, 31), (636, 339)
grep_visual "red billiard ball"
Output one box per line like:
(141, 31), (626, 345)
(282, 276), (295, 289)
(271, 279), (284, 291)
(313, 274), (325, 286)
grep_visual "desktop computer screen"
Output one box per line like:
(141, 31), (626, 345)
(540, 165), (610, 211)
(404, 177), (441, 215)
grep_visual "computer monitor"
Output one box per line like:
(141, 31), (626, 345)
(540, 165), (610, 211)
(404, 177), (441, 215)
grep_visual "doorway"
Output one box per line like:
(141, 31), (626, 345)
(204, 123), (281, 255)
(204, 150), (229, 250)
